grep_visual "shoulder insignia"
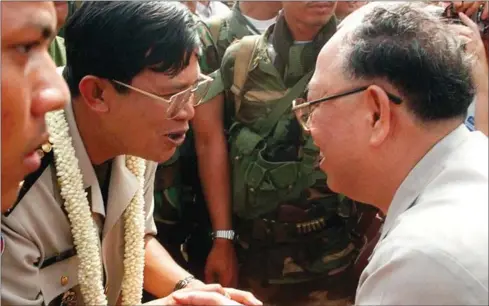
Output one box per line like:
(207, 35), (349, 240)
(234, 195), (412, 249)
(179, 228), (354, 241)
(3, 143), (54, 217)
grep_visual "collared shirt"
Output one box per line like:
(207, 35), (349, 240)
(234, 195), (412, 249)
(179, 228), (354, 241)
(356, 125), (488, 305)
(1, 101), (158, 306)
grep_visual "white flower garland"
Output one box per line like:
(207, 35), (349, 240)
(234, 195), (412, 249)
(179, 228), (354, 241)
(46, 110), (145, 305)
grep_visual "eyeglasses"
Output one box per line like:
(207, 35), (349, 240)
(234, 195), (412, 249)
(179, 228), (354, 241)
(112, 75), (212, 119)
(292, 86), (403, 131)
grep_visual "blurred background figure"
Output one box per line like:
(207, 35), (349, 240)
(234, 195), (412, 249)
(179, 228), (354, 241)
(335, 1), (368, 21)
(181, 1), (198, 14)
(197, 0), (231, 19)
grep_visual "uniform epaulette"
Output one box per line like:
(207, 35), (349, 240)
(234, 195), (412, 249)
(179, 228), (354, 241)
(3, 144), (54, 217)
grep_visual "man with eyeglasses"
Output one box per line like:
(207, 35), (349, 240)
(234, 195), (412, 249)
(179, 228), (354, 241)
(293, 2), (488, 304)
(194, 1), (379, 305)
(1, 2), (261, 306)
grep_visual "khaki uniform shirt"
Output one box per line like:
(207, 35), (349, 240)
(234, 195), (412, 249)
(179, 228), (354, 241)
(1, 102), (157, 305)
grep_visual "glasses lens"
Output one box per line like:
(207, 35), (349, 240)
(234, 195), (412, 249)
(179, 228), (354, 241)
(192, 79), (212, 106)
(165, 77), (213, 118)
(293, 98), (313, 130)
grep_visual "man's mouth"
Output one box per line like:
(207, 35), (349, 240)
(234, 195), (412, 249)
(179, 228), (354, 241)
(165, 130), (187, 145)
(307, 2), (335, 9)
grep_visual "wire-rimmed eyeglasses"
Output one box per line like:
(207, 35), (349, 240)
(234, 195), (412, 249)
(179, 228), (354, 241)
(292, 86), (403, 131)
(112, 75), (212, 119)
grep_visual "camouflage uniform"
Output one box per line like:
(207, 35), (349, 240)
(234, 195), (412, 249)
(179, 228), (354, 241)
(48, 36), (67, 67)
(198, 2), (270, 75)
(157, 6), (273, 279)
(207, 14), (364, 305)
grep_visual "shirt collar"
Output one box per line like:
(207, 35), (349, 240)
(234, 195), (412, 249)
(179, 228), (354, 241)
(380, 125), (471, 240)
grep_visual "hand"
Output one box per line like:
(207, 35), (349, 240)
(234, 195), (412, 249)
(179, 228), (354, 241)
(454, 12), (489, 89)
(451, 1), (486, 18)
(144, 284), (262, 306)
(173, 288), (263, 306)
(205, 239), (239, 287)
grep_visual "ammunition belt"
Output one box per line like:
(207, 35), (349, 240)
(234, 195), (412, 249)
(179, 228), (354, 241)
(236, 213), (345, 244)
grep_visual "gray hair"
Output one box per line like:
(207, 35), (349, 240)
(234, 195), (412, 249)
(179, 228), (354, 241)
(340, 2), (475, 122)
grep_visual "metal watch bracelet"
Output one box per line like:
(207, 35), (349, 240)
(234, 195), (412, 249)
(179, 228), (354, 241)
(173, 275), (195, 291)
(211, 230), (236, 241)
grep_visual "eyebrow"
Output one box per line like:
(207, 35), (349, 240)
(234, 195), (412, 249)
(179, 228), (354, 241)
(14, 19), (55, 42)
(30, 21), (55, 40)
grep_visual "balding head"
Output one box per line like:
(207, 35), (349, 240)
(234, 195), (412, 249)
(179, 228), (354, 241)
(316, 1), (474, 122)
(304, 2), (476, 208)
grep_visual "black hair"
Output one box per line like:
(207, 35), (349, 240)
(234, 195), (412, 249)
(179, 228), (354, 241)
(63, 1), (200, 96)
(342, 2), (475, 122)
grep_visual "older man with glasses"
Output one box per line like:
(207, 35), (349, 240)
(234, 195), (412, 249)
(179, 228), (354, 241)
(293, 2), (488, 304)
(1, 2), (261, 306)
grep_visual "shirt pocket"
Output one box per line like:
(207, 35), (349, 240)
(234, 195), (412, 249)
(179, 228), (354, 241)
(39, 254), (80, 305)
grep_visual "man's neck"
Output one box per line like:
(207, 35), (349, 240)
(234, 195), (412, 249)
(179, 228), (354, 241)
(240, 2), (278, 20)
(72, 97), (119, 166)
(372, 119), (463, 213)
(283, 13), (328, 42)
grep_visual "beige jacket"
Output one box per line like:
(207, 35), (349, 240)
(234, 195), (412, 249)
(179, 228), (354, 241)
(1, 102), (157, 305)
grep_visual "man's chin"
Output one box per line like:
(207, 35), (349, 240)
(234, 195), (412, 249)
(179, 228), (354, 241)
(154, 148), (177, 164)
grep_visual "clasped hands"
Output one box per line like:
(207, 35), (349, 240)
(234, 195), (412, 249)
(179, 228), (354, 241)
(145, 283), (262, 306)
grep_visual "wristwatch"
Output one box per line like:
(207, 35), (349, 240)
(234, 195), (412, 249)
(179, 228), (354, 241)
(211, 230), (236, 241)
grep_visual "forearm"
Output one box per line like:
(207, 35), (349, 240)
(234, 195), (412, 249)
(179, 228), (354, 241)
(143, 235), (193, 297)
(195, 132), (232, 230)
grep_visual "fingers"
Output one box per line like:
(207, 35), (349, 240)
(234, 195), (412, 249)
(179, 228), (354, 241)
(204, 266), (217, 284)
(173, 291), (244, 306)
(459, 12), (480, 33)
(189, 283), (227, 295)
(224, 288), (263, 306)
(482, 2), (489, 20)
(465, 1), (482, 17)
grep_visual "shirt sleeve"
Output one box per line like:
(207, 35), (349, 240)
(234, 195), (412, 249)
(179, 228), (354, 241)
(355, 241), (487, 305)
(201, 39), (240, 103)
(1, 219), (44, 305)
(143, 160), (158, 236)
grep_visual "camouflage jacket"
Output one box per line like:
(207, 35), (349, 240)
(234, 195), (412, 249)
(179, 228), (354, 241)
(152, 7), (262, 226)
(198, 3), (268, 75)
(210, 14), (361, 284)
(48, 36), (67, 67)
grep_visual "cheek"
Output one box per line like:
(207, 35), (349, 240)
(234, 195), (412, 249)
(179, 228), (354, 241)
(1, 63), (29, 154)
(1, 63), (30, 186)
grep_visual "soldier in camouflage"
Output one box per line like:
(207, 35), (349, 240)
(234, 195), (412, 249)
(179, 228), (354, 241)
(198, 1), (282, 75)
(193, 1), (372, 305)
(151, 0), (283, 287)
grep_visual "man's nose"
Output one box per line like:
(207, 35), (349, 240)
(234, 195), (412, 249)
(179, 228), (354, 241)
(30, 54), (70, 117)
(172, 99), (196, 121)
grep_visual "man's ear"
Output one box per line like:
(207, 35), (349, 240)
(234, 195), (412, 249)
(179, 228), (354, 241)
(365, 85), (392, 147)
(78, 76), (110, 113)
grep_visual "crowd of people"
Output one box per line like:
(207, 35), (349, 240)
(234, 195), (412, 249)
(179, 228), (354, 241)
(1, 1), (488, 306)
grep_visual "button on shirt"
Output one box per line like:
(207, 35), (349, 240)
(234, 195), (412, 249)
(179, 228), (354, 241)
(355, 125), (488, 305)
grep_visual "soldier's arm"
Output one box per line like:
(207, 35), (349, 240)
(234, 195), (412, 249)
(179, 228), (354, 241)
(192, 42), (239, 234)
(197, 19), (221, 75)
(1, 220), (44, 305)
(142, 161), (202, 297)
